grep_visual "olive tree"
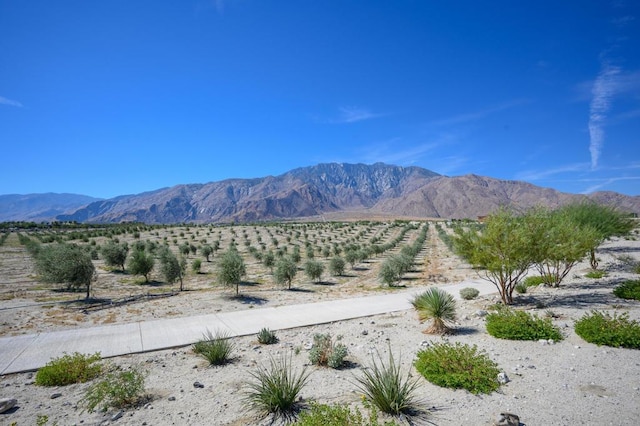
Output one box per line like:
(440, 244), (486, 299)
(217, 248), (246, 296)
(274, 256), (297, 290)
(304, 260), (324, 283)
(329, 256), (346, 276)
(101, 242), (129, 272)
(158, 247), (185, 290)
(35, 243), (96, 299)
(127, 249), (155, 282)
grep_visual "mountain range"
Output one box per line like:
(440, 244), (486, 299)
(2, 163), (639, 224)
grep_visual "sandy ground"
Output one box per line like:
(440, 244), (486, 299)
(1, 228), (640, 425)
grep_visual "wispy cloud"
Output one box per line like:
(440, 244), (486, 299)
(425, 99), (528, 127)
(582, 176), (640, 194)
(515, 163), (591, 182)
(332, 106), (385, 124)
(0, 96), (23, 108)
(588, 62), (621, 170)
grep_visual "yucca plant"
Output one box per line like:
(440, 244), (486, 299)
(192, 329), (234, 366)
(411, 288), (456, 334)
(244, 354), (310, 421)
(257, 327), (279, 345)
(354, 349), (420, 417)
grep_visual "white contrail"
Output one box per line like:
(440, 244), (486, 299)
(588, 63), (620, 169)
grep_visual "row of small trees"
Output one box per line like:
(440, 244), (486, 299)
(451, 202), (635, 304)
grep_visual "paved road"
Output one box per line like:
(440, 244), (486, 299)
(0, 279), (495, 375)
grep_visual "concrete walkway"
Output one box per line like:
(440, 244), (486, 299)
(0, 279), (495, 375)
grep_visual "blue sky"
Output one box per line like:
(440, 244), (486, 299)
(1, 1), (639, 199)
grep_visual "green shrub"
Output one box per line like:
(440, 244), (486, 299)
(294, 402), (400, 426)
(574, 311), (640, 349)
(523, 275), (548, 287)
(459, 287), (480, 300)
(309, 333), (348, 369)
(245, 354), (310, 420)
(514, 281), (528, 294)
(585, 270), (606, 279)
(613, 280), (640, 301)
(411, 288), (456, 334)
(35, 352), (102, 386)
(191, 258), (202, 273)
(257, 327), (279, 345)
(414, 342), (500, 394)
(355, 349), (419, 416)
(193, 329), (234, 365)
(486, 307), (563, 341)
(80, 366), (146, 413)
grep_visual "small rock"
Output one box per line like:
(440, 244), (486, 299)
(193, 381), (205, 388)
(0, 398), (17, 414)
(476, 310), (488, 317)
(168, 396), (176, 401)
(420, 340), (430, 347)
(111, 410), (124, 421)
(495, 412), (520, 426)
(497, 372), (510, 385)
(538, 339), (548, 345)
(361, 330), (368, 336)
(50, 393), (63, 399)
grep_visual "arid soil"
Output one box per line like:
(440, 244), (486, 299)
(1, 223), (639, 425)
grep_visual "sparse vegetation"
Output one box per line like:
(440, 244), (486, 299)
(257, 327), (279, 345)
(35, 352), (102, 386)
(80, 366), (147, 413)
(485, 307), (563, 341)
(613, 280), (640, 301)
(459, 287), (479, 300)
(574, 311), (640, 349)
(586, 270), (606, 279)
(193, 329), (234, 365)
(414, 342), (501, 394)
(309, 333), (348, 369)
(244, 354), (310, 420)
(294, 402), (400, 426)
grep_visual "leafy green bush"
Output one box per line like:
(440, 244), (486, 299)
(355, 349), (419, 416)
(309, 333), (348, 369)
(613, 280), (640, 301)
(459, 287), (479, 300)
(411, 288), (456, 334)
(35, 352), (102, 386)
(585, 270), (606, 279)
(486, 307), (563, 341)
(414, 342), (500, 394)
(257, 327), (279, 345)
(245, 355), (310, 420)
(523, 275), (548, 287)
(574, 311), (640, 349)
(193, 329), (234, 365)
(294, 402), (400, 426)
(80, 366), (146, 413)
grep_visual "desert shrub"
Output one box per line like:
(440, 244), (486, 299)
(355, 349), (419, 416)
(411, 288), (456, 334)
(514, 281), (528, 294)
(309, 333), (348, 369)
(244, 354), (310, 420)
(523, 275), (548, 287)
(191, 258), (202, 273)
(613, 280), (640, 301)
(35, 352), (102, 386)
(80, 366), (146, 413)
(294, 402), (400, 426)
(486, 307), (563, 341)
(585, 270), (606, 279)
(257, 327), (279, 345)
(459, 287), (479, 300)
(193, 329), (234, 365)
(574, 311), (640, 349)
(414, 342), (500, 394)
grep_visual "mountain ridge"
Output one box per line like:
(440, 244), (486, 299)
(3, 163), (639, 223)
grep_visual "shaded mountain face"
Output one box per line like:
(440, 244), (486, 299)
(9, 163), (640, 224)
(0, 193), (102, 222)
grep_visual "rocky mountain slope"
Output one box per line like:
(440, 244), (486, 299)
(0, 193), (101, 222)
(47, 163), (639, 224)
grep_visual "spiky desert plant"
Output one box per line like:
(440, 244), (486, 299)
(411, 288), (456, 334)
(192, 329), (234, 365)
(245, 354), (310, 421)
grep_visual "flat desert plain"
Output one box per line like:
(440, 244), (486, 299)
(1, 222), (639, 426)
